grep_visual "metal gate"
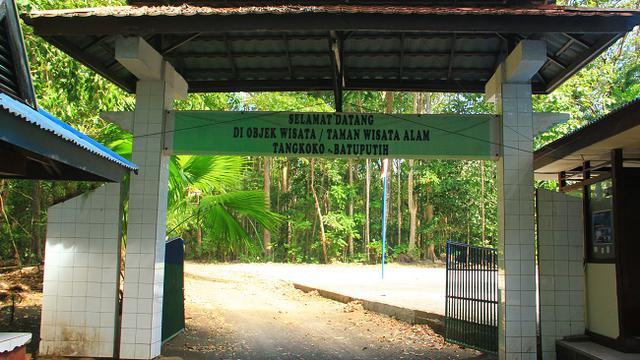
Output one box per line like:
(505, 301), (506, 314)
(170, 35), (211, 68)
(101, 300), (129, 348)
(162, 237), (185, 343)
(445, 241), (498, 353)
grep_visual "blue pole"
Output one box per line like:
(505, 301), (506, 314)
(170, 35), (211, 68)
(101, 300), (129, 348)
(381, 169), (388, 279)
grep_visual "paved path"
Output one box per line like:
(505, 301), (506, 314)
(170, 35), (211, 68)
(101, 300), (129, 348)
(205, 262), (446, 316)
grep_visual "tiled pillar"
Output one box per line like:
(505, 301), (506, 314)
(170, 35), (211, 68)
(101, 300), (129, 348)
(537, 189), (585, 359)
(119, 80), (172, 359)
(495, 82), (537, 360)
(40, 183), (122, 358)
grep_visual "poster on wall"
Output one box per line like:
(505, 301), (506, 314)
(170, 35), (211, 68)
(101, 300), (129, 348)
(591, 209), (615, 260)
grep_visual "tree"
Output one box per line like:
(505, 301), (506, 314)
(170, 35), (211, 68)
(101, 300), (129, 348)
(407, 159), (418, 254)
(263, 157), (272, 258)
(310, 158), (328, 263)
(364, 159), (371, 263)
(30, 181), (43, 260)
(480, 161), (486, 245)
(396, 160), (402, 246)
(407, 92), (423, 254)
(347, 159), (354, 257)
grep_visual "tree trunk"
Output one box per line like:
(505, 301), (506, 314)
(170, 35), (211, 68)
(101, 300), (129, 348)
(408, 159), (417, 254)
(0, 180), (20, 266)
(196, 223), (202, 255)
(384, 92), (393, 246)
(407, 92), (423, 254)
(425, 205), (436, 262)
(396, 160), (401, 245)
(480, 161), (486, 245)
(263, 157), (271, 258)
(287, 222), (293, 262)
(31, 181), (43, 260)
(310, 159), (328, 263)
(365, 159), (371, 263)
(347, 159), (354, 257)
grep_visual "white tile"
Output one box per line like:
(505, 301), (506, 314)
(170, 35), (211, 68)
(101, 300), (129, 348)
(71, 296), (86, 312)
(72, 282), (87, 297)
(100, 312), (115, 327)
(138, 283), (153, 299)
(137, 313), (152, 330)
(521, 335), (536, 353)
(122, 313), (137, 330)
(86, 296), (101, 311)
(86, 311), (100, 328)
(120, 343), (136, 358)
(135, 344), (150, 359)
(136, 329), (151, 344)
(505, 336), (522, 353)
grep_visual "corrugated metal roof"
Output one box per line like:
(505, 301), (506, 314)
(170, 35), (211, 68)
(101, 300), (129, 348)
(541, 97), (640, 148)
(534, 97), (640, 174)
(0, 93), (138, 171)
(23, 3), (640, 96)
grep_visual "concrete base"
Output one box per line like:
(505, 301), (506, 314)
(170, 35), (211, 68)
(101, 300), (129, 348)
(292, 283), (445, 335)
(557, 339), (640, 360)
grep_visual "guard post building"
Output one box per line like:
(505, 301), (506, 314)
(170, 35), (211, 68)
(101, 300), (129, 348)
(534, 98), (640, 358)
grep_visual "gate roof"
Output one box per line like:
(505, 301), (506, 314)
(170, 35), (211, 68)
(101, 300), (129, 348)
(23, 3), (640, 95)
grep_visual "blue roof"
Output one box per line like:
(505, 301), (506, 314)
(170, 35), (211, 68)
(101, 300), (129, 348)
(0, 93), (138, 172)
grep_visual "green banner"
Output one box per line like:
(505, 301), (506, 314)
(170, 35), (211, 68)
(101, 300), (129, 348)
(169, 112), (498, 159)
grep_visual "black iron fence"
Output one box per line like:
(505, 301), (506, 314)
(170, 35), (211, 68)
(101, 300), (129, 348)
(445, 241), (498, 354)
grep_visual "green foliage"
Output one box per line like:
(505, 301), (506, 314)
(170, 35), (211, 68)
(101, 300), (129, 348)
(389, 243), (410, 261)
(2, 0), (639, 265)
(198, 191), (283, 257)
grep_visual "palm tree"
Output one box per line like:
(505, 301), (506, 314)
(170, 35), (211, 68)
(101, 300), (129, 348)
(110, 137), (282, 258)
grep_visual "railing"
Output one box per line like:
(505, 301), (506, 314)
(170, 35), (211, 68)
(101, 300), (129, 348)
(445, 241), (498, 354)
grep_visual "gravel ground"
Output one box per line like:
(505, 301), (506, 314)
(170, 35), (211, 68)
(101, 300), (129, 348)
(162, 262), (489, 360)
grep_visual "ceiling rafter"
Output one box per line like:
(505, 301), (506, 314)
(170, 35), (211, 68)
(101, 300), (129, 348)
(161, 32), (201, 55)
(283, 33), (293, 79)
(80, 35), (108, 52)
(399, 32), (405, 79)
(223, 34), (238, 80)
(562, 33), (592, 49)
(328, 30), (343, 112)
(447, 33), (457, 80)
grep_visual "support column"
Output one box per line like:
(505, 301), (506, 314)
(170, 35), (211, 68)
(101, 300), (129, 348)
(119, 80), (172, 359)
(115, 36), (186, 360)
(486, 40), (546, 360)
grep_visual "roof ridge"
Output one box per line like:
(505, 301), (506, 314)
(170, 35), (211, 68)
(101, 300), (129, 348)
(26, 4), (640, 18)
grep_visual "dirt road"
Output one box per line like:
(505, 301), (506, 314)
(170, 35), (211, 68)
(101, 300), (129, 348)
(163, 263), (487, 360)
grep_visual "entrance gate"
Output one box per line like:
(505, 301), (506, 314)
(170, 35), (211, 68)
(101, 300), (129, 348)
(445, 241), (498, 354)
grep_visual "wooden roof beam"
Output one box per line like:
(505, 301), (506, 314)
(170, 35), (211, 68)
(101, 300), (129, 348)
(328, 31), (343, 112)
(161, 32), (201, 55)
